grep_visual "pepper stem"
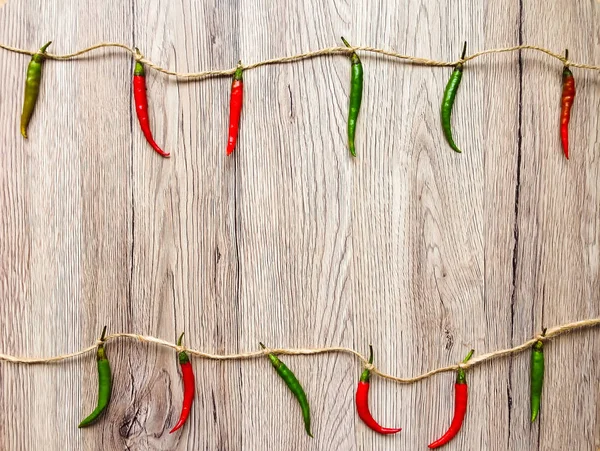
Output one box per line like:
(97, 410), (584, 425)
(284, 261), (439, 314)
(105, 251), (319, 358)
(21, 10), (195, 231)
(541, 328), (547, 337)
(100, 325), (107, 342)
(39, 41), (52, 54)
(259, 342), (266, 349)
(462, 349), (474, 363)
(456, 349), (474, 383)
(460, 41), (467, 60)
(233, 61), (243, 81)
(177, 332), (185, 347)
(564, 49), (569, 61)
(341, 37), (351, 48)
(359, 345), (374, 382)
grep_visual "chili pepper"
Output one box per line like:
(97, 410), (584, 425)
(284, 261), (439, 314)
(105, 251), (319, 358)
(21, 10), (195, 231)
(441, 42), (467, 153)
(79, 326), (112, 428)
(20, 41), (52, 139)
(260, 343), (313, 437)
(560, 50), (575, 160)
(428, 349), (474, 449)
(530, 328), (546, 422)
(356, 345), (402, 435)
(170, 332), (196, 433)
(133, 55), (170, 158)
(226, 63), (244, 155)
(341, 37), (363, 157)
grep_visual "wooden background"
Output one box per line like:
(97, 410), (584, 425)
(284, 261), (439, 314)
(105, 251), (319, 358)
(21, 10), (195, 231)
(0, 0), (598, 450)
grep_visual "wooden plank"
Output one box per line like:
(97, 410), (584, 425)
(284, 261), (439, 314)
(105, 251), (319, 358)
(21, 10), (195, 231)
(514, 1), (600, 450)
(0, 0), (598, 450)
(348, 2), (522, 450)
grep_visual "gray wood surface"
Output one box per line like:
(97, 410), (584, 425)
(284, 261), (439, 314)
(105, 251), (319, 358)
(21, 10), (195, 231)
(0, 0), (598, 450)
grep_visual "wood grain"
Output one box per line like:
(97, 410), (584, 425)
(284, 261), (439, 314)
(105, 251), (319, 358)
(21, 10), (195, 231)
(0, 0), (598, 450)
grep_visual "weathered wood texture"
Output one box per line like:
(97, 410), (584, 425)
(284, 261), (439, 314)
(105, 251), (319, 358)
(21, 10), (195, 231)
(0, 0), (598, 449)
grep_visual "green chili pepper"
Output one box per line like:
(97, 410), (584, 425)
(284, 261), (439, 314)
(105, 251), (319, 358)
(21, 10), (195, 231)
(341, 37), (363, 157)
(441, 41), (467, 153)
(79, 326), (112, 428)
(530, 329), (546, 422)
(20, 41), (52, 139)
(260, 343), (313, 437)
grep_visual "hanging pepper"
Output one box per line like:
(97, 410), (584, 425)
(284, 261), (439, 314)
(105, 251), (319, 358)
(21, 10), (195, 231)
(356, 345), (402, 435)
(341, 37), (363, 157)
(79, 326), (112, 428)
(560, 50), (575, 160)
(133, 54), (170, 158)
(170, 332), (196, 433)
(226, 63), (244, 155)
(441, 42), (467, 153)
(428, 349), (474, 449)
(20, 41), (52, 139)
(260, 343), (313, 437)
(530, 329), (546, 422)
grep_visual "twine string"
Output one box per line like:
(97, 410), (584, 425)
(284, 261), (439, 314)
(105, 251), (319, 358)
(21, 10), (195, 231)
(1, 42), (599, 80)
(0, 39), (598, 378)
(0, 317), (597, 384)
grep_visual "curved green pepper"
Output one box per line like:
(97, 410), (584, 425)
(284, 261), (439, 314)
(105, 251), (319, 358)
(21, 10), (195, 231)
(260, 343), (313, 437)
(20, 41), (51, 139)
(441, 42), (467, 153)
(79, 326), (112, 428)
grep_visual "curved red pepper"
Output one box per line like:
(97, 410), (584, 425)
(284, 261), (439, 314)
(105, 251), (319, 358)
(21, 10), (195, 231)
(226, 64), (244, 155)
(560, 50), (575, 160)
(133, 60), (170, 158)
(355, 346), (401, 435)
(170, 333), (195, 433)
(428, 349), (474, 449)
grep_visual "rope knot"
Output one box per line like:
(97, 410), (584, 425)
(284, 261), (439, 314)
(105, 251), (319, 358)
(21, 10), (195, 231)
(457, 362), (470, 370)
(175, 345), (186, 354)
(134, 47), (144, 61)
(95, 339), (104, 347)
(363, 362), (375, 372)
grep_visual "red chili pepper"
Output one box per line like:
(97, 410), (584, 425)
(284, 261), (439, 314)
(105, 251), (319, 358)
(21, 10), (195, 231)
(170, 333), (195, 433)
(428, 349), (474, 449)
(133, 57), (170, 158)
(226, 63), (244, 155)
(356, 345), (401, 435)
(560, 49), (575, 160)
